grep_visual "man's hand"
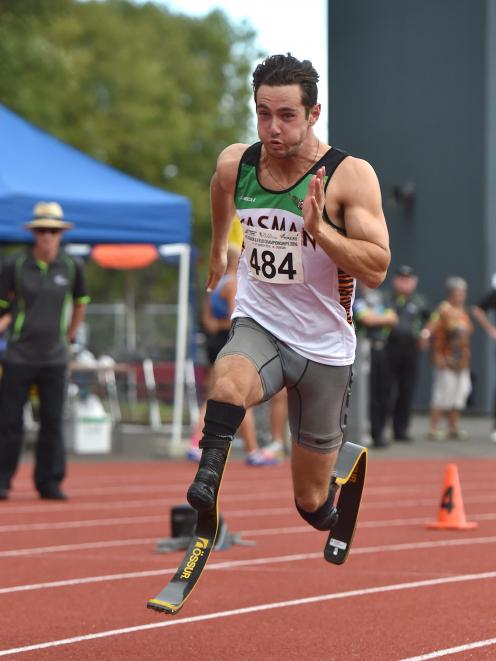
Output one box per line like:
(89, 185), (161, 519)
(302, 166), (326, 239)
(206, 246), (228, 292)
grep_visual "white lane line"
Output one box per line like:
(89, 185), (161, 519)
(0, 507), (494, 540)
(2, 535), (496, 595)
(2, 506), (496, 536)
(0, 498), (177, 515)
(1, 571), (495, 657)
(398, 637), (496, 660)
(0, 485), (496, 515)
(7, 473), (424, 495)
(0, 489), (290, 516)
(4, 476), (292, 499)
(0, 538), (158, 557)
(0, 515), (164, 533)
(2, 476), (492, 509)
(2, 487), (496, 518)
(0, 507), (297, 534)
(65, 478), (291, 497)
(4, 518), (496, 559)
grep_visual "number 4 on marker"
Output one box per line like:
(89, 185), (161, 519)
(440, 486), (454, 513)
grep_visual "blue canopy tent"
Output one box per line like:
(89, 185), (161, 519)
(0, 104), (193, 447)
(0, 104), (191, 245)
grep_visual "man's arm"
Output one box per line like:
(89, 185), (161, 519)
(303, 158), (390, 288)
(207, 143), (247, 292)
(357, 308), (398, 328)
(68, 258), (90, 343)
(0, 312), (12, 334)
(0, 256), (16, 312)
(67, 302), (87, 343)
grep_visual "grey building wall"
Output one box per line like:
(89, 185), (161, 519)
(328, 0), (496, 412)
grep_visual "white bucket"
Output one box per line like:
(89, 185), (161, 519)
(72, 395), (112, 454)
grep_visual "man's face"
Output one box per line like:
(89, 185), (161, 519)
(393, 275), (417, 296)
(255, 84), (319, 158)
(33, 227), (63, 249)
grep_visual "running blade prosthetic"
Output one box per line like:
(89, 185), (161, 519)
(147, 445), (231, 615)
(324, 441), (367, 565)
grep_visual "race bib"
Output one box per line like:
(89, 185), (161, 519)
(243, 227), (304, 284)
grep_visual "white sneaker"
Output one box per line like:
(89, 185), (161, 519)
(490, 429), (496, 444)
(264, 441), (284, 452)
(263, 440), (285, 457)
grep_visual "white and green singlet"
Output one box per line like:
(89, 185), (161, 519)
(233, 142), (356, 366)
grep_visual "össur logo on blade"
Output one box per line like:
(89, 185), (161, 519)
(180, 537), (209, 579)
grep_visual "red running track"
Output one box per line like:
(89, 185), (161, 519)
(0, 456), (496, 660)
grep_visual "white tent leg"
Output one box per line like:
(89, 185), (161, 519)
(185, 357), (200, 428)
(142, 358), (161, 431)
(170, 245), (190, 448)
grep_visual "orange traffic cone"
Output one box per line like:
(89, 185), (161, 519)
(426, 463), (477, 530)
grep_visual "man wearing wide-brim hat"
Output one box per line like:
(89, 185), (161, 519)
(0, 201), (90, 501)
(24, 201), (74, 232)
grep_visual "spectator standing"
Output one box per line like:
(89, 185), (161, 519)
(353, 286), (398, 447)
(382, 265), (431, 442)
(428, 277), (473, 440)
(0, 202), (90, 500)
(471, 273), (496, 442)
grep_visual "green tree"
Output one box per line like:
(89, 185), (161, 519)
(0, 0), (261, 302)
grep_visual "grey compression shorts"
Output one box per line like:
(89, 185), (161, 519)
(217, 317), (353, 454)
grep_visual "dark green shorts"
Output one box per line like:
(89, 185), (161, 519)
(217, 317), (353, 453)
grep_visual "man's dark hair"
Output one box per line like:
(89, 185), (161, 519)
(252, 53), (319, 112)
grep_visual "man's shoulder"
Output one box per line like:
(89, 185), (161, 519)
(218, 143), (251, 169)
(216, 143), (252, 191)
(332, 153), (375, 179)
(328, 152), (381, 203)
(1, 250), (27, 269)
(59, 251), (85, 272)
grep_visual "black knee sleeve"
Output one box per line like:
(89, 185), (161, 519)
(199, 399), (246, 450)
(296, 490), (338, 531)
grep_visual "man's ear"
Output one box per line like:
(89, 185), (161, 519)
(309, 103), (321, 126)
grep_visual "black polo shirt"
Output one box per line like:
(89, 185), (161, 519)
(0, 249), (90, 365)
(382, 291), (431, 344)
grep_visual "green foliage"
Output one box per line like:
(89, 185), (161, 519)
(0, 0), (261, 300)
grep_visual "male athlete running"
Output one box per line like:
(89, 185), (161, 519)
(187, 53), (390, 533)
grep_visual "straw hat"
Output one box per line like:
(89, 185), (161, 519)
(25, 202), (73, 230)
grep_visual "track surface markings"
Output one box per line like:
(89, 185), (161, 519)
(399, 636), (496, 660)
(0, 571), (495, 657)
(2, 535), (496, 595)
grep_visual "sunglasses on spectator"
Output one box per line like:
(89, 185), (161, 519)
(34, 228), (62, 235)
